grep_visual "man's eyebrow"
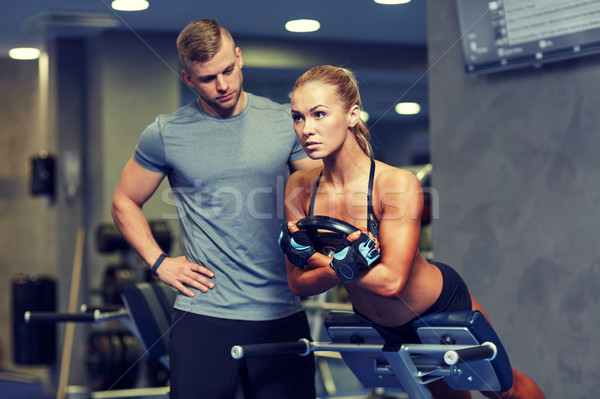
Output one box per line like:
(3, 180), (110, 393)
(223, 62), (235, 72)
(198, 62), (236, 80)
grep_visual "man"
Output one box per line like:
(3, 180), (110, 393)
(111, 19), (319, 399)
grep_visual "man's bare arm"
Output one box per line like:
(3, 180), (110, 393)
(111, 158), (214, 297)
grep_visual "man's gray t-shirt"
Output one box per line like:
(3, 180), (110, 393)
(134, 93), (307, 321)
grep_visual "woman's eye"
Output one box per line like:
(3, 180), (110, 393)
(315, 111), (325, 118)
(292, 114), (303, 122)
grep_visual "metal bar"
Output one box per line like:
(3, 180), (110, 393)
(231, 338), (311, 359)
(383, 347), (434, 399)
(444, 342), (497, 365)
(25, 311), (95, 323)
(24, 308), (129, 324)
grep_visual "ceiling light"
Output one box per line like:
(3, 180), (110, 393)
(8, 47), (41, 60)
(285, 19), (320, 33)
(395, 102), (421, 115)
(374, 0), (411, 4)
(111, 0), (149, 11)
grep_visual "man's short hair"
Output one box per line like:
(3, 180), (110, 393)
(176, 19), (235, 70)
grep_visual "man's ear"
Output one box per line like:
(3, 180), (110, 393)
(236, 47), (243, 69)
(181, 69), (193, 87)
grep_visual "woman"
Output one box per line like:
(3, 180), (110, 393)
(279, 65), (544, 399)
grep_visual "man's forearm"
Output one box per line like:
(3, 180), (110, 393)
(111, 197), (165, 268)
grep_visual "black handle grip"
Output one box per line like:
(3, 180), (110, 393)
(444, 342), (497, 365)
(231, 339), (310, 359)
(24, 311), (96, 324)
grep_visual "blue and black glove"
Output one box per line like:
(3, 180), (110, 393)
(278, 222), (316, 269)
(330, 233), (381, 283)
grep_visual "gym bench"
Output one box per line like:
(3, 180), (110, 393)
(231, 308), (513, 399)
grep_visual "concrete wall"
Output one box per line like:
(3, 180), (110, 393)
(428, 1), (600, 397)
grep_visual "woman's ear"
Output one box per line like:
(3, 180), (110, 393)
(348, 104), (361, 128)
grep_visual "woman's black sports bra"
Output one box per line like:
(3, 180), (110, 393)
(308, 159), (380, 239)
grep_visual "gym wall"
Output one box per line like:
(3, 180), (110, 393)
(428, 1), (600, 397)
(0, 33), (182, 388)
(0, 57), (58, 383)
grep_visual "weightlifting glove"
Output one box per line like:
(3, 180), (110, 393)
(330, 233), (381, 283)
(278, 222), (316, 269)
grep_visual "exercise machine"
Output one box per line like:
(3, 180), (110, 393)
(24, 281), (175, 398)
(20, 222), (175, 398)
(231, 216), (513, 399)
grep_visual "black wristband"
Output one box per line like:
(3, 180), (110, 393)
(151, 253), (168, 276)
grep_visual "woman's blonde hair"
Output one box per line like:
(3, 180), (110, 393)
(293, 65), (373, 157)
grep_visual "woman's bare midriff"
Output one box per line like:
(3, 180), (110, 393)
(347, 252), (443, 327)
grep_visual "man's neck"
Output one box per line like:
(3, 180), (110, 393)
(201, 91), (248, 118)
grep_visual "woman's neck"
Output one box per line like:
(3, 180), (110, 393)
(322, 150), (371, 191)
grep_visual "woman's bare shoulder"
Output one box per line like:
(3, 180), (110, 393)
(285, 167), (323, 220)
(374, 161), (421, 190)
(373, 161), (423, 221)
(288, 166), (322, 187)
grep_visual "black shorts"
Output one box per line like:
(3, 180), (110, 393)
(372, 261), (472, 343)
(169, 310), (316, 399)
